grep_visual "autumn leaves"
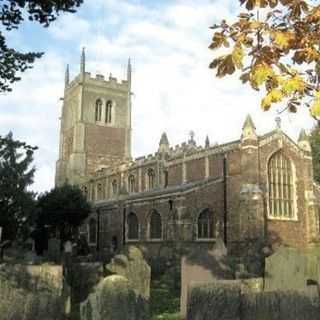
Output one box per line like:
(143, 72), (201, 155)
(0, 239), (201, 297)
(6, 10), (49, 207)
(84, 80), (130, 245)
(209, 0), (320, 118)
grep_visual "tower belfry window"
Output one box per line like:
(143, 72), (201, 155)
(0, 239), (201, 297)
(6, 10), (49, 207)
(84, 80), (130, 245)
(95, 99), (102, 122)
(105, 100), (112, 123)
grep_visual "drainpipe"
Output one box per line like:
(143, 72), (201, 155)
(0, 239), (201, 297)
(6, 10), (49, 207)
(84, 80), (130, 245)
(223, 155), (228, 245)
(122, 206), (126, 248)
(96, 209), (100, 252)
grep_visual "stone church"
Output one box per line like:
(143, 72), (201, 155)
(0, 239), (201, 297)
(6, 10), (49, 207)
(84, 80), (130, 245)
(55, 49), (320, 259)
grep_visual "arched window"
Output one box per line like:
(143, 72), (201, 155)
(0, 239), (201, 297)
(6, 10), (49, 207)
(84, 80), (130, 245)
(95, 99), (102, 122)
(128, 174), (135, 193)
(111, 179), (118, 196)
(127, 212), (139, 240)
(268, 151), (295, 219)
(88, 218), (97, 244)
(105, 100), (112, 123)
(149, 210), (162, 239)
(198, 209), (214, 239)
(147, 168), (155, 190)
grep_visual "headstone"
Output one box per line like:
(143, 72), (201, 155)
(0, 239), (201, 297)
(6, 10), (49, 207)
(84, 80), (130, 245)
(80, 275), (148, 320)
(0, 264), (64, 320)
(241, 288), (320, 320)
(106, 246), (151, 300)
(186, 280), (241, 320)
(264, 246), (308, 291)
(180, 239), (233, 318)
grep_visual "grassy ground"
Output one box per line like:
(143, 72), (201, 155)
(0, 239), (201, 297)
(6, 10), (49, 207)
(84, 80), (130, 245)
(150, 277), (182, 320)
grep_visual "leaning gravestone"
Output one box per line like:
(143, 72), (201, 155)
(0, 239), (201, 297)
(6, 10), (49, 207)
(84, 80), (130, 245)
(80, 275), (148, 320)
(264, 246), (308, 291)
(106, 246), (150, 300)
(180, 239), (234, 318)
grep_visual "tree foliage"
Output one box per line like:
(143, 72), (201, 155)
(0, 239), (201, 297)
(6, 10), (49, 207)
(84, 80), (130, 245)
(0, 132), (37, 241)
(209, 0), (320, 119)
(37, 184), (90, 239)
(0, 0), (83, 92)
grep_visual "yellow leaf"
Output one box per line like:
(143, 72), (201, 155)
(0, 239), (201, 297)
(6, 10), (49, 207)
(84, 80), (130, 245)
(251, 63), (274, 87)
(271, 31), (294, 50)
(232, 45), (244, 69)
(282, 75), (306, 95)
(261, 89), (283, 111)
(261, 96), (272, 111)
(310, 92), (320, 117)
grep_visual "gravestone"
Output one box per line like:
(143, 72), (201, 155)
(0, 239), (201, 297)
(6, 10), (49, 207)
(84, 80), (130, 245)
(106, 245), (150, 300)
(241, 287), (320, 320)
(180, 239), (233, 318)
(186, 280), (241, 320)
(80, 275), (148, 320)
(0, 264), (64, 320)
(264, 246), (308, 291)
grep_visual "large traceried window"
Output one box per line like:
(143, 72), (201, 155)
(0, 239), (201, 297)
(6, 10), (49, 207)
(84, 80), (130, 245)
(268, 151), (295, 219)
(149, 210), (162, 240)
(95, 99), (102, 122)
(197, 209), (214, 239)
(127, 212), (139, 240)
(105, 100), (112, 123)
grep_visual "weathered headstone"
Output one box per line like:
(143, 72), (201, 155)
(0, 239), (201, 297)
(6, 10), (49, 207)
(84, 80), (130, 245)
(180, 239), (233, 318)
(106, 245), (151, 300)
(241, 288), (320, 320)
(80, 275), (148, 320)
(0, 264), (64, 320)
(186, 281), (241, 320)
(264, 246), (308, 291)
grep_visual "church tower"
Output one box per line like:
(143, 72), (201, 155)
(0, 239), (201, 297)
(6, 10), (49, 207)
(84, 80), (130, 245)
(55, 49), (132, 186)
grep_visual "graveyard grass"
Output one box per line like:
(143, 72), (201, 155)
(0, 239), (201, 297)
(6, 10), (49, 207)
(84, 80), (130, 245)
(150, 275), (182, 320)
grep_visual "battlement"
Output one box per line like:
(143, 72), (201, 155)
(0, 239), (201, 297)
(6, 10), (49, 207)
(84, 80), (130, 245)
(66, 72), (129, 92)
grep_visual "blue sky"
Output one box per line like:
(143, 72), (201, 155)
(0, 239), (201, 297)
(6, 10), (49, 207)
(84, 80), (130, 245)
(0, 0), (315, 193)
